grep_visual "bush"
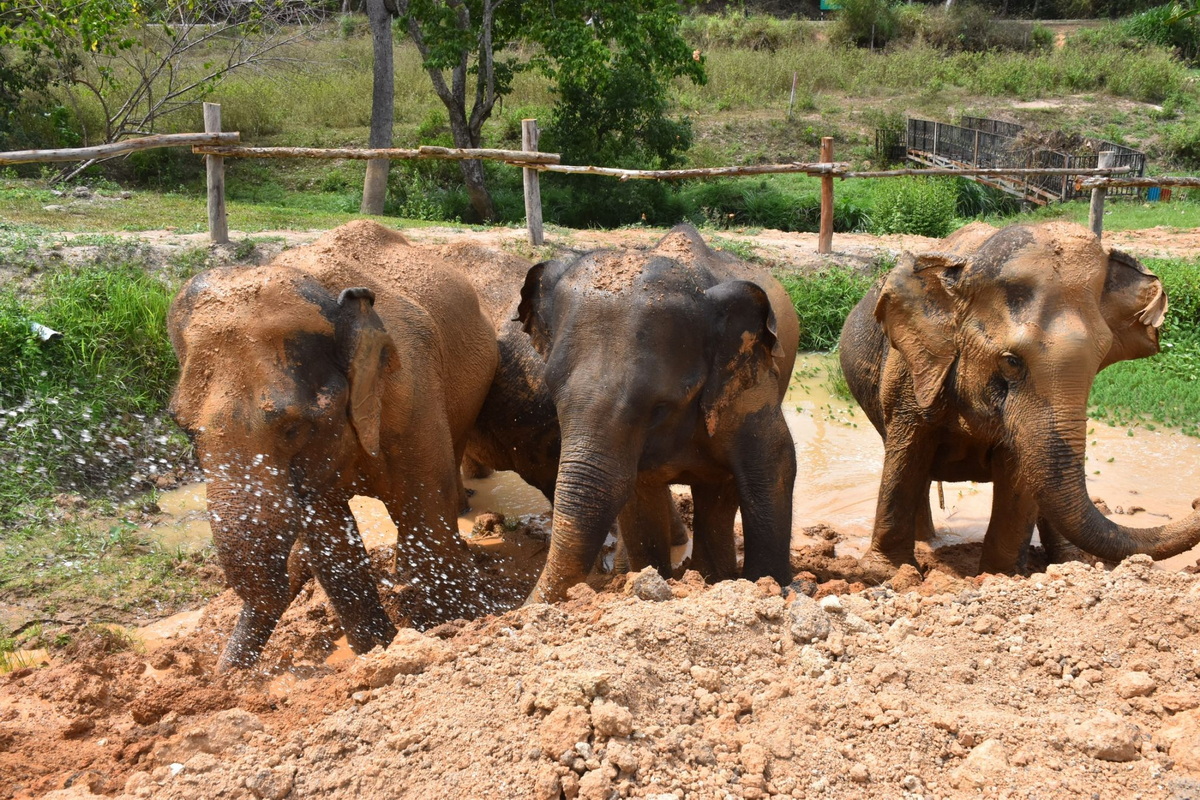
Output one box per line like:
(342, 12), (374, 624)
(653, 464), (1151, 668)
(869, 177), (958, 237)
(922, 5), (1053, 53)
(680, 12), (811, 51)
(0, 253), (188, 518)
(829, 0), (900, 49)
(1163, 123), (1200, 169)
(1122, 5), (1200, 65)
(776, 262), (888, 351)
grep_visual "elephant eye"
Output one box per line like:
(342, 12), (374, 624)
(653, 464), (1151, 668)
(998, 351), (1024, 380)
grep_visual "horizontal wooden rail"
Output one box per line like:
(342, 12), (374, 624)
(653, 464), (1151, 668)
(840, 165), (1134, 179)
(0, 132), (240, 165)
(1077, 175), (1200, 189)
(193, 144), (561, 165)
(529, 161), (850, 181)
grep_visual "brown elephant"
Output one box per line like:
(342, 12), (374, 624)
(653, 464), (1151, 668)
(839, 221), (1200, 579)
(168, 221), (498, 670)
(516, 225), (800, 603)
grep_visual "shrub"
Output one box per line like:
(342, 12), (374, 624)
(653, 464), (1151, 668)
(776, 262), (888, 351)
(869, 177), (958, 237)
(1122, 5), (1200, 64)
(1163, 123), (1200, 169)
(922, 5), (1051, 53)
(680, 12), (811, 52)
(0, 253), (188, 517)
(829, 0), (900, 49)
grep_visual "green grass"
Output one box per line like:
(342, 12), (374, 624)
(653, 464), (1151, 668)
(0, 247), (191, 518)
(776, 260), (889, 351)
(985, 194), (1200, 232)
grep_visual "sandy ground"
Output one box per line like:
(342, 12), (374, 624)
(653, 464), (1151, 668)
(4, 223), (1200, 799)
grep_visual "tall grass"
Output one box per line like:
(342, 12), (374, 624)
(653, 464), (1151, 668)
(776, 262), (888, 351)
(0, 248), (189, 518)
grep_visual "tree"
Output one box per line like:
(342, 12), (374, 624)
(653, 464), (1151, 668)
(362, 0), (396, 215)
(396, 0), (704, 223)
(0, 1), (319, 177)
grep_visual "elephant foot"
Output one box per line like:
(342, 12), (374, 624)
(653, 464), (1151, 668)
(857, 548), (916, 586)
(345, 615), (398, 656)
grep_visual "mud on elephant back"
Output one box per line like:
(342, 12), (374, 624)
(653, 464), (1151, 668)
(516, 224), (801, 603)
(838, 220), (1200, 582)
(167, 221), (500, 671)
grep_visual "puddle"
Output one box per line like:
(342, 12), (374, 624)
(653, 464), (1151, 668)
(143, 356), (1200, 572)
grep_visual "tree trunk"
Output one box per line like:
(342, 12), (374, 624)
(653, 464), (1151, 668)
(446, 111), (496, 221)
(361, 0), (394, 216)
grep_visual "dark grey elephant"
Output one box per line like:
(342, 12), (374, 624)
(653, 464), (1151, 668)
(839, 221), (1200, 579)
(516, 225), (800, 603)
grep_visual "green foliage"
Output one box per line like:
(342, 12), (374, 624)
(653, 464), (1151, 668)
(0, 250), (188, 517)
(1122, 4), (1200, 64)
(681, 177), (872, 233)
(679, 11), (811, 51)
(1162, 124), (1200, 169)
(869, 177), (958, 237)
(776, 262), (887, 351)
(829, 0), (899, 49)
(1090, 257), (1200, 435)
(919, 5), (1053, 53)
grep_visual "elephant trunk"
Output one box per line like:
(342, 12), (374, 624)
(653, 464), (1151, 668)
(205, 461), (306, 670)
(1029, 414), (1200, 562)
(529, 431), (636, 603)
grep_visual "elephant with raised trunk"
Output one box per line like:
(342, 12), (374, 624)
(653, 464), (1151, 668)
(168, 221), (498, 670)
(839, 221), (1200, 579)
(517, 225), (800, 603)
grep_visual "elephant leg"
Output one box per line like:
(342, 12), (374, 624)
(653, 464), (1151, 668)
(616, 481), (674, 578)
(304, 498), (397, 655)
(861, 421), (936, 583)
(690, 478), (740, 582)
(731, 406), (796, 586)
(286, 535), (314, 601)
(978, 461), (1038, 575)
(214, 518), (297, 673)
(1037, 518), (1102, 566)
(915, 479), (936, 541)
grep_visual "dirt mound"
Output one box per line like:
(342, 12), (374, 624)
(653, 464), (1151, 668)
(7, 537), (1200, 798)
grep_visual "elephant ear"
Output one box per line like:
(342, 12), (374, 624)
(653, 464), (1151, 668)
(701, 280), (782, 437)
(874, 251), (966, 409)
(338, 287), (396, 458)
(1099, 248), (1167, 370)
(516, 260), (561, 359)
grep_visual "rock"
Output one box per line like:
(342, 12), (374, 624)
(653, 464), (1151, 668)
(889, 564), (923, 593)
(848, 763), (870, 784)
(591, 699), (633, 738)
(1160, 709), (1200, 773)
(533, 765), (561, 800)
(70, 185), (93, 199)
(885, 617), (917, 642)
(627, 567), (673, 602)
(951, 738), (1009, 789)
(245, 765), (296, 800)
(560, 770), (580, 799)
(1067, 710), (1142, 762)
(740, 742), (768, 775)
(577, 768), (613, 800)
(796, 645), (832, 678)
(1115, 671), (1156, 699)
(815, 581), (849, 601)
(787, 593), (831, 642)
(151, 708), (264, 765)
(690, 665), (721, 692)
(348, 630), (451, 689)
(818, 594), (844, 614)
(540, 705), (592, 758)
(971, 614), (1004, 634)
(1161, 692), (1200, 713)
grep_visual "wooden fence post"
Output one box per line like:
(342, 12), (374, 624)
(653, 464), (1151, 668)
(204, 102), (228, 245)
(1090, 151), (1115, 240)
(818, 137), (834, 255)
(522, 119), (544, 247)
(972, 129), (980, 168)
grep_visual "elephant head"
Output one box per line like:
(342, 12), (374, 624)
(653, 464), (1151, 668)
(517, 225), (797, 602)
(874, 221), (1200, 563)
(168, 265), (399, 669)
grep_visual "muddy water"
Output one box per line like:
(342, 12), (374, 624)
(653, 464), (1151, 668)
(785, 353), (1200, 568)
(144, 356), (1200, 583)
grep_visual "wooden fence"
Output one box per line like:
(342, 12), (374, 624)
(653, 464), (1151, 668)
(1, 103), (1188, 253)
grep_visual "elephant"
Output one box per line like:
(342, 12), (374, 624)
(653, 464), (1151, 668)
(838, 220), (1200, 580)
(167, 221), (499, 670)
(516, 224), (800, 603)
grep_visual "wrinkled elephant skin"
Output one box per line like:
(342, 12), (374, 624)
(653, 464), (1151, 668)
(839, 220), (1200, 580)
(168, 221), (498, 670)
(518, 224), (800, 603)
